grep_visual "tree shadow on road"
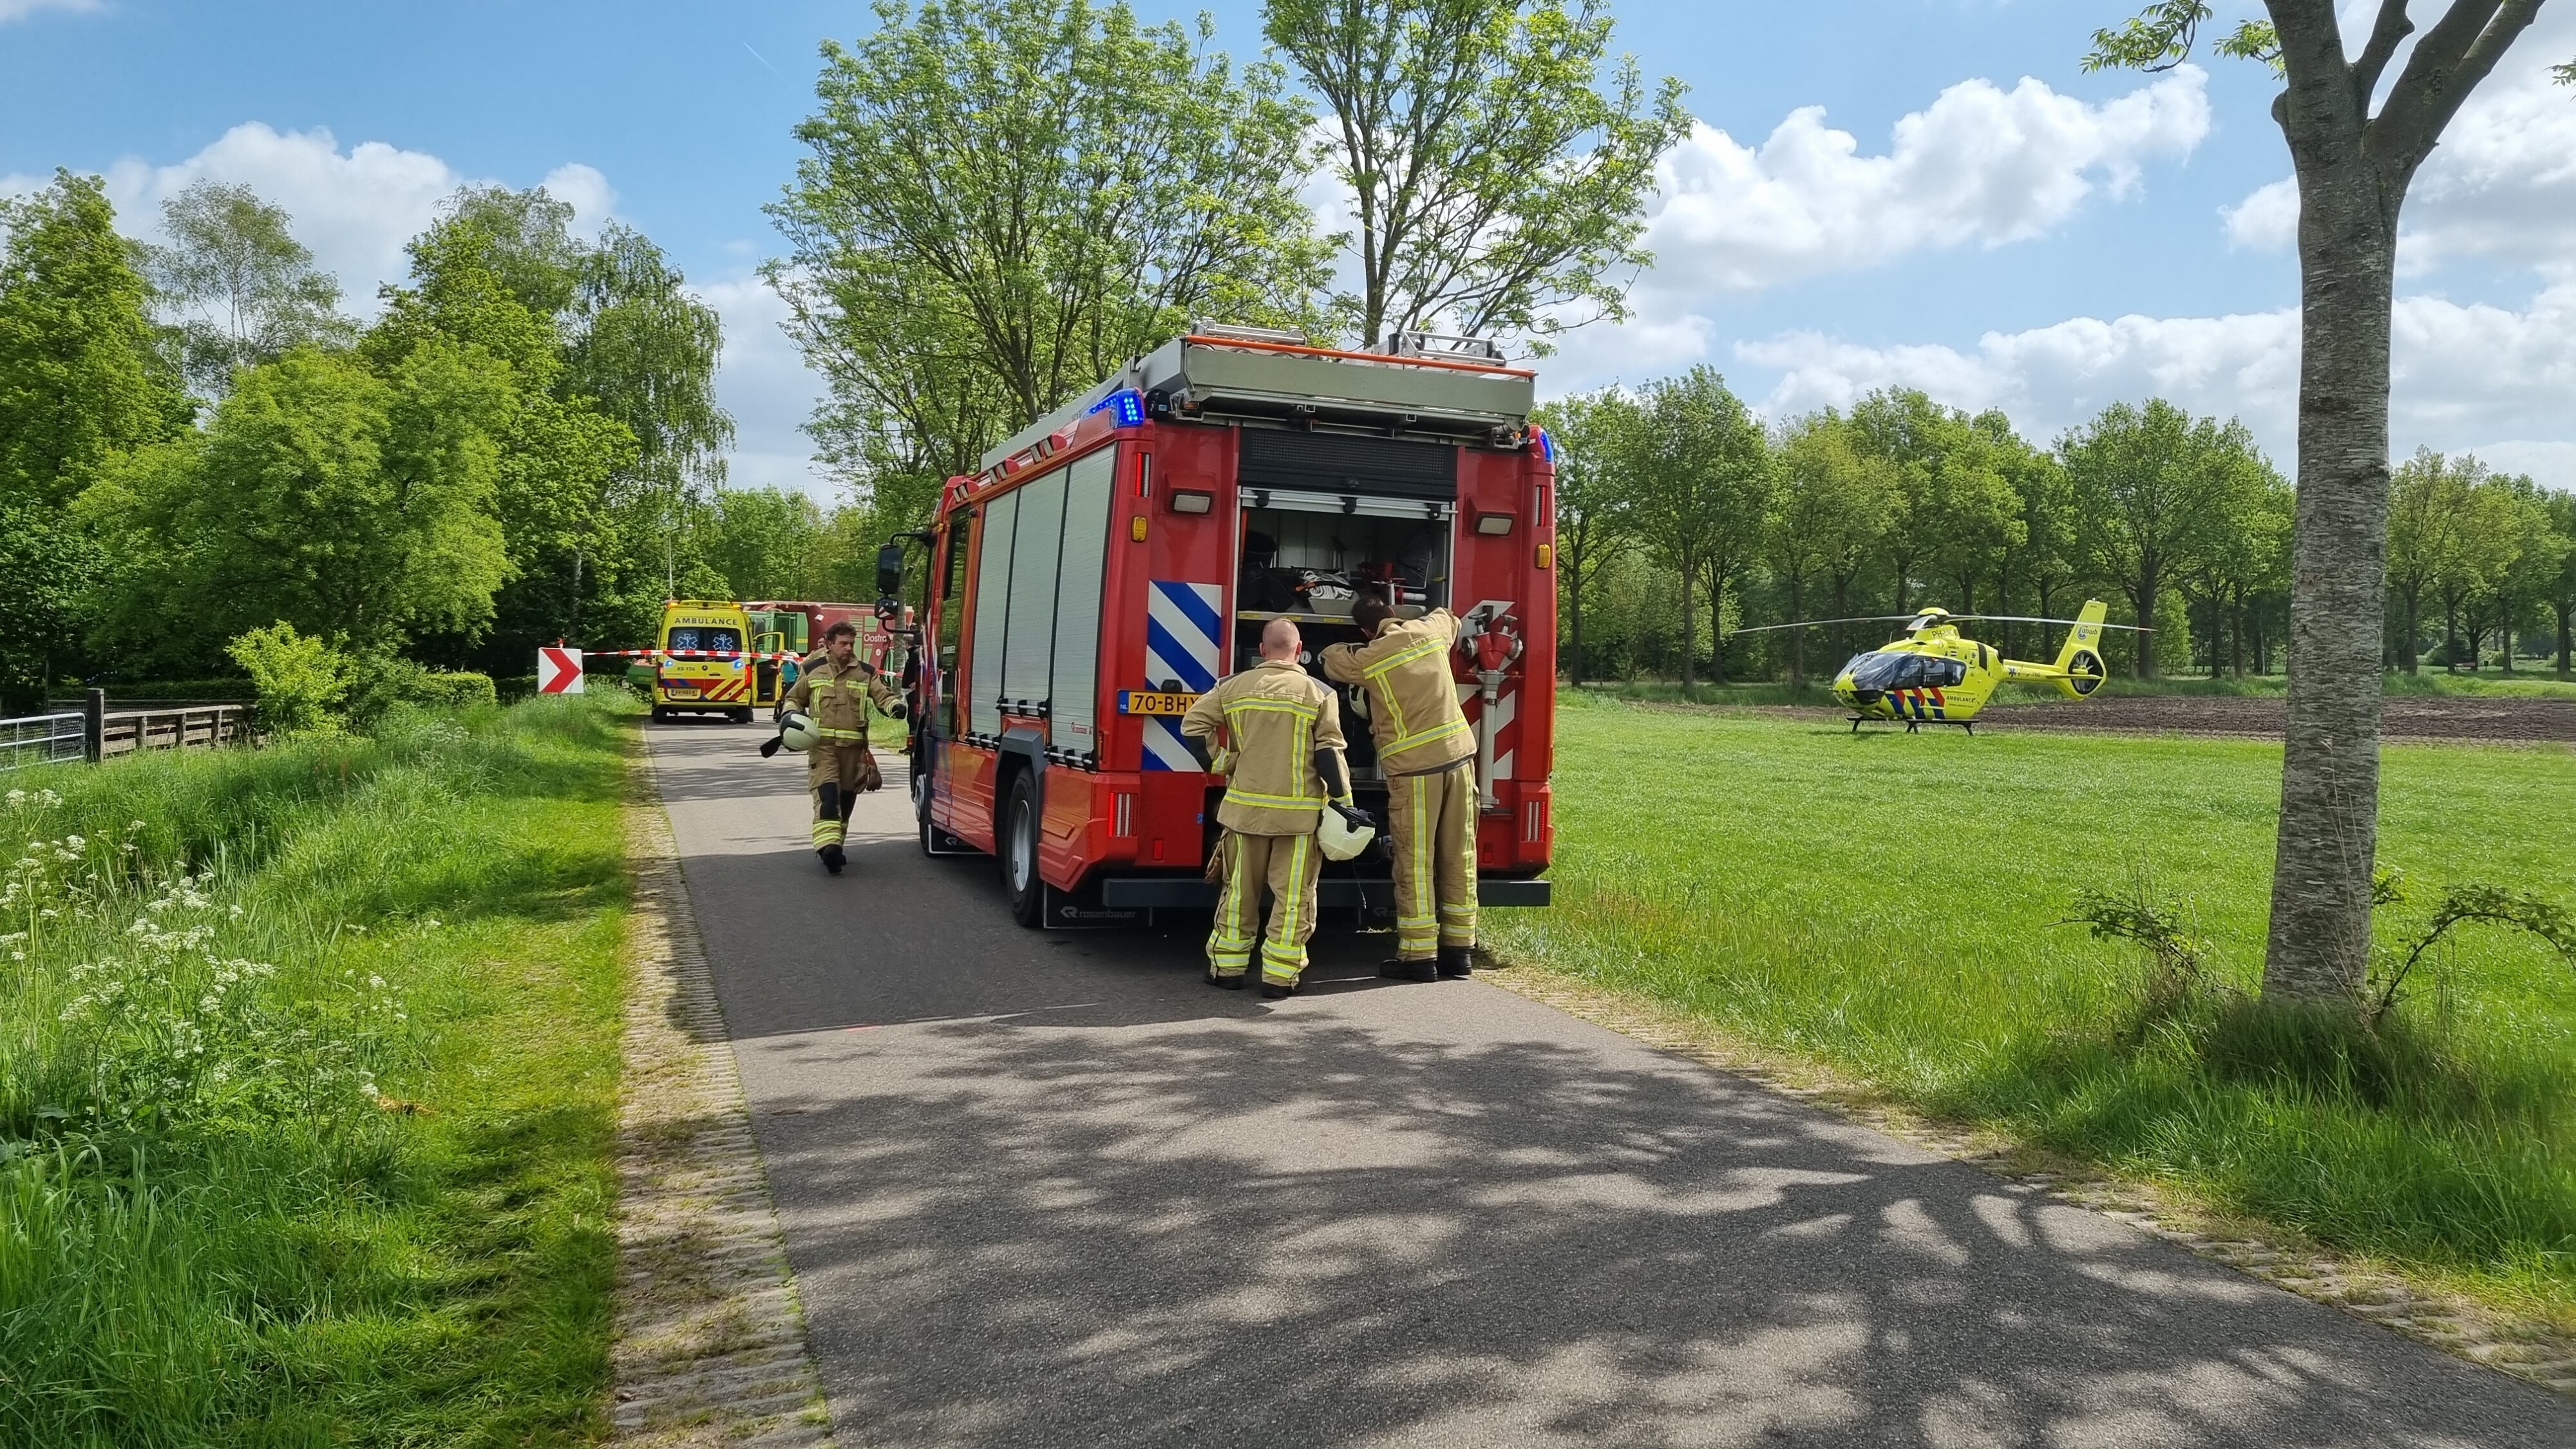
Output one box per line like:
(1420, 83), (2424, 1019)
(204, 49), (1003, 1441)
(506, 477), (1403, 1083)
(746, 1012), (2571, 1448)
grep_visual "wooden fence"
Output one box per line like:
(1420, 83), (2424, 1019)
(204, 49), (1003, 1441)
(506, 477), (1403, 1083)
(2, 692), (252, 772)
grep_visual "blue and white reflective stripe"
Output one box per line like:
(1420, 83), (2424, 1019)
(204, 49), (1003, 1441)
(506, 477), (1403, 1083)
(1141, 580), (1222, 773)
(1145, 580), (1220, 694)
(1141, 718), (1197, 772)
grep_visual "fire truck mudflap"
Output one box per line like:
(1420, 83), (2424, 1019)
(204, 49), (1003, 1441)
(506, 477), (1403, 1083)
(896, 327), (1556, 929)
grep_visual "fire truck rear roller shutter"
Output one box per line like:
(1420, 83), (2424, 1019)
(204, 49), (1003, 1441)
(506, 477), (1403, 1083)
(1238, 429), (1457, 501)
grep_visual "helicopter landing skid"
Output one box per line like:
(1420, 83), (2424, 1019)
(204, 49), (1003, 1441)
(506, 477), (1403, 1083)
(1848, 715), (1974, 735)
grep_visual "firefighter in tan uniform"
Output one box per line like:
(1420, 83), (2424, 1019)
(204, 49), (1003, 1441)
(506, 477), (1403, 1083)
(1320, 596), (1478, 980)
(784, 620), (903, 875)
(1181, 618), (1354, 999)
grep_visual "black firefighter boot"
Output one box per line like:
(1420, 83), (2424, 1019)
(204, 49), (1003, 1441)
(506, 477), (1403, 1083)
(1437, 945), (1475, 978)
(1379, 958), (1440, 982)
(815, 784), (844, 874)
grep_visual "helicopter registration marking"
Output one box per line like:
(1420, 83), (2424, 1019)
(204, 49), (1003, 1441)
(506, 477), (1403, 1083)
(1118, 690), (1199, 716)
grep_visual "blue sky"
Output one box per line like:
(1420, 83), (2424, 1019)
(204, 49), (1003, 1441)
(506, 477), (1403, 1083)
(8, 1), (2571, 493)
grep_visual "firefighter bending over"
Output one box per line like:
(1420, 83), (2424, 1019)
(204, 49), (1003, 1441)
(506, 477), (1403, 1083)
(1182, 618), (1352, 999)
(1321, 596), (1477, 981)
(785, 620), (904, 875)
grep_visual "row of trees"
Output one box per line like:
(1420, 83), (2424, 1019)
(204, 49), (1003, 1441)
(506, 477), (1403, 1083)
(766, 0), (1687, 548)
(1546, 377), (2300, 685)
(0, 171), (736, 706)
(2386, 449), (2576, 675)
(1547, 377), (2576, 688)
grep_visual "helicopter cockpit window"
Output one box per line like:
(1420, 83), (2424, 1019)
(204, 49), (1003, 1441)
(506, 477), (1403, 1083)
(1926, 656), (1967, 687)
(1845, 652), (1918, 690)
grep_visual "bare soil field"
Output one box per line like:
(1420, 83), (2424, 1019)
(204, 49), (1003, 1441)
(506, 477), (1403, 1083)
(1971, 693), (2576, 744)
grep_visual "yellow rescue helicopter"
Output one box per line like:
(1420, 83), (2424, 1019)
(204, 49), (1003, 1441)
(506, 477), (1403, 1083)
(1733, 600), (2144, 732)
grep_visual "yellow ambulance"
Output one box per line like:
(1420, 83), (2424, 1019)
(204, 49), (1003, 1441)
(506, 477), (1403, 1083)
(651, 600), (761, 723)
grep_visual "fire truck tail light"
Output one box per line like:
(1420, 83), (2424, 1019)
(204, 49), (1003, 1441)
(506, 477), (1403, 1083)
(1526, 799), (1546, 842)
(1115, 793), (1134, 837)
(1473, 512), (1514, 535)
(1170, 489), (1213, 515)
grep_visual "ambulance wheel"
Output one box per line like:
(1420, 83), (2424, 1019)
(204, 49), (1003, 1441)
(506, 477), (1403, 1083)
(1000, 772), (1044, 928)
(729, 708), (753, 724)
(650, 705), (670, 723)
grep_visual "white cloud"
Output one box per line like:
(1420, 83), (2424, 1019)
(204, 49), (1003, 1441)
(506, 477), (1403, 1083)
(2220, 177), (2297, 251)
(1636, 68), (2210, 294)
(698, 273), (833, 497)
(0, 0), (100, 23)
(17, 123), (622, 316)
(1734, 281), (2576, 489)
(2221, 10), (2576, 278)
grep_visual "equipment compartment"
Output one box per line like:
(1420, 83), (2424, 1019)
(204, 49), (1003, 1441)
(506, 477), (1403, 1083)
(1231, 487), (1455, 780)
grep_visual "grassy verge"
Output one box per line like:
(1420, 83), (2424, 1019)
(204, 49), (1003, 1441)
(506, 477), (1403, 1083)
(1, 695), (636, 1447)
(1491, 694), (2576, 1322)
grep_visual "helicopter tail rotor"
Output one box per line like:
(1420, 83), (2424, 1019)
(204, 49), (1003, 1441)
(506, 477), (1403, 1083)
(2052, 601), (2110, 699)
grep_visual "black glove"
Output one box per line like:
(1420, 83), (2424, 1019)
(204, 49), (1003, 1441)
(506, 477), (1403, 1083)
(759, 735), (784, 759)
(1329, 800), (1375, 831)
(885, 701), (908, 721)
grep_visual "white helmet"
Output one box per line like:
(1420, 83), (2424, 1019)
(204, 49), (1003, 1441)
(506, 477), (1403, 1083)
(1317, 802), (1376, 862)
(777, 710), (821, 752)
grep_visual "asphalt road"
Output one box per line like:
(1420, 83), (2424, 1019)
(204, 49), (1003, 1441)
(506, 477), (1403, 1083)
(649, 719), (2573, 1449)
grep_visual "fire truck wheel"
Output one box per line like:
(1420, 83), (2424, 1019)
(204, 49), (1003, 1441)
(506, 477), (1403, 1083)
(1000, 772), (1045, 928)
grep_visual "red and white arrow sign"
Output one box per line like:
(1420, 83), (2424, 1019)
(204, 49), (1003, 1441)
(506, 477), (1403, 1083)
(538, 646), (585, 694)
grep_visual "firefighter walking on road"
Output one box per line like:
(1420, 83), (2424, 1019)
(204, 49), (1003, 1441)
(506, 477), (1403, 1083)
(1321, 596), (1478, 981)
(784, 620), (904, 875)
(1182, 618), (1354, 999)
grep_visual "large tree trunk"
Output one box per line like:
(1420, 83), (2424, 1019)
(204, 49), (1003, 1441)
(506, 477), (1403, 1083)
(1787, 573), (1806, 688)
(2263, 131), (2398, 1002)
(2400, 588), (2421, 673)
(1708, 566), (1730, 685)
(1676, 555), (1696, 688)
(2558, 600), (2571, 676)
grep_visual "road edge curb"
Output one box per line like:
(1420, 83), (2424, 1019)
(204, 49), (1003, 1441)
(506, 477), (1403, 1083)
(608, 731), (840, 1447)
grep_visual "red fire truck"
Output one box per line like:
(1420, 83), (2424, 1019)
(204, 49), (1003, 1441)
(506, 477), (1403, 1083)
(884, 326), (1555, 928)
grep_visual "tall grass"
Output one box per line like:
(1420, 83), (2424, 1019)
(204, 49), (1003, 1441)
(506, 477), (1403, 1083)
(1492, 695), (2576, 1319)
(1, 696), (635, 1447)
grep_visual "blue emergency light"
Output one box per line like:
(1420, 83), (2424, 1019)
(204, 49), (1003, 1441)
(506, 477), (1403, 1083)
(1532, 424), (1555, 463)
(1088, 388), (1147, 428)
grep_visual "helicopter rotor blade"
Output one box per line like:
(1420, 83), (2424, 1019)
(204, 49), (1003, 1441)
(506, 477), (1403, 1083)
(1938, 613), (2154, 631)
(1723, 615), (1922, 636)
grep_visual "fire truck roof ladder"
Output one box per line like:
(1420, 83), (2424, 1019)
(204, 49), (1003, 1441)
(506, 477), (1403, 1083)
(978, 330), (1537, 471)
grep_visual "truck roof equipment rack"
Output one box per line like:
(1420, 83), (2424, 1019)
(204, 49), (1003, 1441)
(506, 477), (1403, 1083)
(979, 330), (1537, 470)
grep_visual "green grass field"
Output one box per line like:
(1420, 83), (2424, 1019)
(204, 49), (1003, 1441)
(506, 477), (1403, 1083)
(1491, 695), (2576, 1320)
(1578, 668), (2576, 707)
(1, 696), (634, 1447)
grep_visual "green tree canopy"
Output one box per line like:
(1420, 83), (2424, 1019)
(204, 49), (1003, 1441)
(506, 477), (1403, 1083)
(2060, 398), (2264, 677)
(82, 343), (512, 654)
(1612, 366), (1772, 685)
(1533, 388), (1638, 685)
(147, 180), (353, 396)
(1264, 0), (1689, 351)
(1766, 410), (1901, 685)
(769, 0), (1336, 515)
(0, 170), (189, 506)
